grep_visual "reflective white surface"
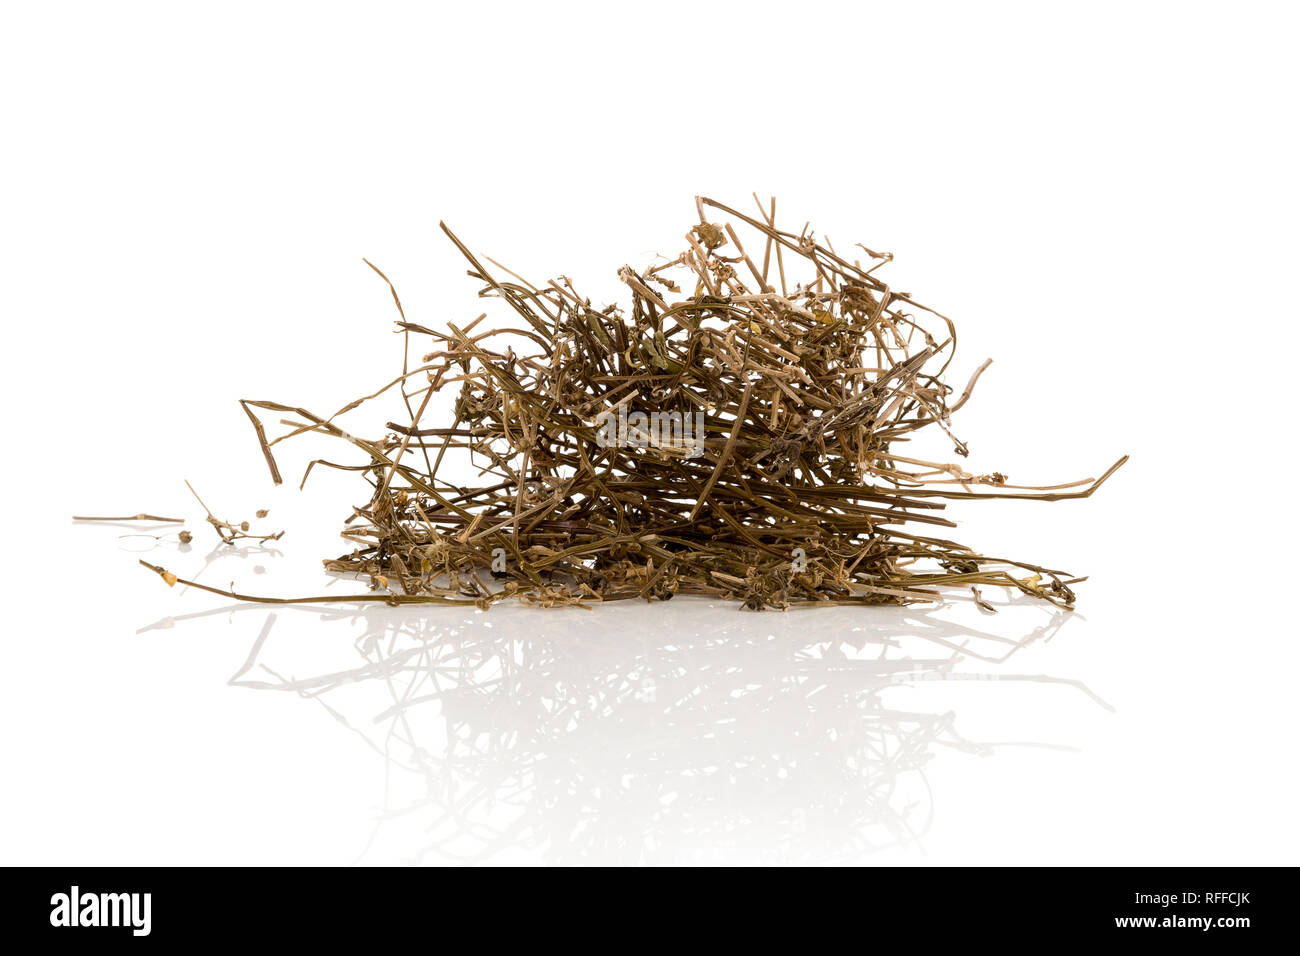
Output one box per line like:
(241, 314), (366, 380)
(8, 518), (1293, 865)
(147, 593), (1090, 865)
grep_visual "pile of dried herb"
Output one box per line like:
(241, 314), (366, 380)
(147, 196), (1124, 610)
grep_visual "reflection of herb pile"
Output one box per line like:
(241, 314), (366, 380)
(228, 604), (1084, 865)
(237, 197), (1124, 610)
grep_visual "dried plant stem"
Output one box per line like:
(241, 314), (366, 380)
(75, 513), (184, 523)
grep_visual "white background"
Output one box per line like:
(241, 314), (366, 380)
(1, 1), (1296, 865)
